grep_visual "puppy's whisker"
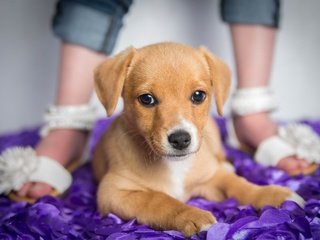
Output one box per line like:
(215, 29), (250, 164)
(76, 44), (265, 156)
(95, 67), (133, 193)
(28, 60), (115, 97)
(119, 128), (141, 139)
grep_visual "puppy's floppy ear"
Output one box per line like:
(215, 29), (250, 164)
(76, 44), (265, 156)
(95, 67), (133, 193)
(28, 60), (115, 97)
(94, 47), (136, 117)
(199, 47), (231, 116)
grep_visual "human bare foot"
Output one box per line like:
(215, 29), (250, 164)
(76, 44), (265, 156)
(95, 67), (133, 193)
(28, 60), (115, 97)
(17, 129), (87, 198)
(233, 113), (311, 175)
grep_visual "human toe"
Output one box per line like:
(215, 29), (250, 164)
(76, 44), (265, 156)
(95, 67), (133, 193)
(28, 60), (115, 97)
(28, 182), (53, 198)
(17, 182), (33, 197)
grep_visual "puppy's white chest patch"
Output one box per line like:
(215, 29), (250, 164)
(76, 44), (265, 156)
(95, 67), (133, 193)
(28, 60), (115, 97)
(164, 157), (192, 201)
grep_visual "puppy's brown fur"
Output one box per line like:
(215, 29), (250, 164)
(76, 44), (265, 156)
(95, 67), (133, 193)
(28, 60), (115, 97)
(93, 43), (302, 236)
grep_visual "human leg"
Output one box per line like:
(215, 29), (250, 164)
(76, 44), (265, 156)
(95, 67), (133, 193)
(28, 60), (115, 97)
(221, 0), (314, 174)
(230, 24), (309, 174)
(12, 0), (132, 199)
(18, 43), (106, 198)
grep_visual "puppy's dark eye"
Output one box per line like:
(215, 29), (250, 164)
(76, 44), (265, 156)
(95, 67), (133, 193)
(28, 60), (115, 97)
(191, 90), (206, 104)
(138, 94), (157, 107)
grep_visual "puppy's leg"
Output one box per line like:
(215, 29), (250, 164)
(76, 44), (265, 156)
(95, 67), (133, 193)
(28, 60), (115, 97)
(97, 175), (215, 237)
(210, 169), (304, 208)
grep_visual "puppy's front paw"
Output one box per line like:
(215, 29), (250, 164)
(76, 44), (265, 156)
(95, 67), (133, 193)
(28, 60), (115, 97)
(175, 207), (216, 237)
(254, 185), (304, 208)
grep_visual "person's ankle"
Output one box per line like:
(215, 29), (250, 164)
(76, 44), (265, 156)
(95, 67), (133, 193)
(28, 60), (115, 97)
(233, 112), (277, 148)
(36, 129), (88, 165)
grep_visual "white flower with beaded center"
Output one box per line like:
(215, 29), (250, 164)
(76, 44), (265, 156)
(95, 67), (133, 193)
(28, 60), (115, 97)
(279, 123), (320, 164)
(0, 147), (38, 193)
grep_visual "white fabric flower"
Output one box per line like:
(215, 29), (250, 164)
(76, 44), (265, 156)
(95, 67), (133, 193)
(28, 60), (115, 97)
(279, 123), (320, 164)
(0, 147), (38, 194)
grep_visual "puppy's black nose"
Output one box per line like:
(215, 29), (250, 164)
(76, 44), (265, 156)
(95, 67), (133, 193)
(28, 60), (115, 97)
(168, 131), (191, 150)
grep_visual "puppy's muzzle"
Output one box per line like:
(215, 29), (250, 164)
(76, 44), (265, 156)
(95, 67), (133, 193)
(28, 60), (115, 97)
(168, 130), (191, 150)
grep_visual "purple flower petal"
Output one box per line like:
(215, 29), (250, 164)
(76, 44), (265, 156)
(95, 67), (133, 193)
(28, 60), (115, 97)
(289, 216), (312, 238)
(207, 223), (229, 240)
(246, 209), (291, 228)
(94, 225), (122, 236)
(227, 216), (259, 238)
(255, 230), (298, 240)
(163, 230), (185, 239)
(106, 232), (137, 240)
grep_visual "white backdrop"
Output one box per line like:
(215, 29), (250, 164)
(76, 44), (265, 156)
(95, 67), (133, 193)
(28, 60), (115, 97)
(0, 0), (319, 133)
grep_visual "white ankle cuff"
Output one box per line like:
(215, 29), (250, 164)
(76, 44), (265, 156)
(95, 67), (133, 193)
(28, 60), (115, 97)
(40, 104), (97, 137)
(230, 87), (278, 116)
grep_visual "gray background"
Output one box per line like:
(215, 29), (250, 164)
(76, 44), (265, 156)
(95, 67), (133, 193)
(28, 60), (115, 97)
(0, 0), (319, 133)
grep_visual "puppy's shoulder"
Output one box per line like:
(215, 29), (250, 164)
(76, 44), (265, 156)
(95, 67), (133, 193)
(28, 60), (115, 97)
(92, 116), (127, 181)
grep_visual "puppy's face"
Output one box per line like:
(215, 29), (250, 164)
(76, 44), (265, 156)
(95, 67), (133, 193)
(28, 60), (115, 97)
(123, 46), (211, 158)
(95, 43), (230, 160)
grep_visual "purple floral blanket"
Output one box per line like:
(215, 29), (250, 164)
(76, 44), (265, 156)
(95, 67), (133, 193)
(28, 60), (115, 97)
(0, 118), (320, 240)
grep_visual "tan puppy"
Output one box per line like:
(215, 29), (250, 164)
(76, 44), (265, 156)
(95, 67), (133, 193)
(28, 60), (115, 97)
(93, 42), (303, 237)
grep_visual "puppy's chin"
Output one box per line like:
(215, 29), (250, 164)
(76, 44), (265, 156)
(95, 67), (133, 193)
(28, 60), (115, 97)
(162, 151), (197, 162)
(148, 143), (196, 161)
(147, 147), (193, 161)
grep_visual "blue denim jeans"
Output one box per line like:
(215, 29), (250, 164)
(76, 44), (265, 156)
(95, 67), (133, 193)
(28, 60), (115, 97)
(221, 0), (280, 28)
(52, 0), (280, 55)
(52, 0), (133, 55)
